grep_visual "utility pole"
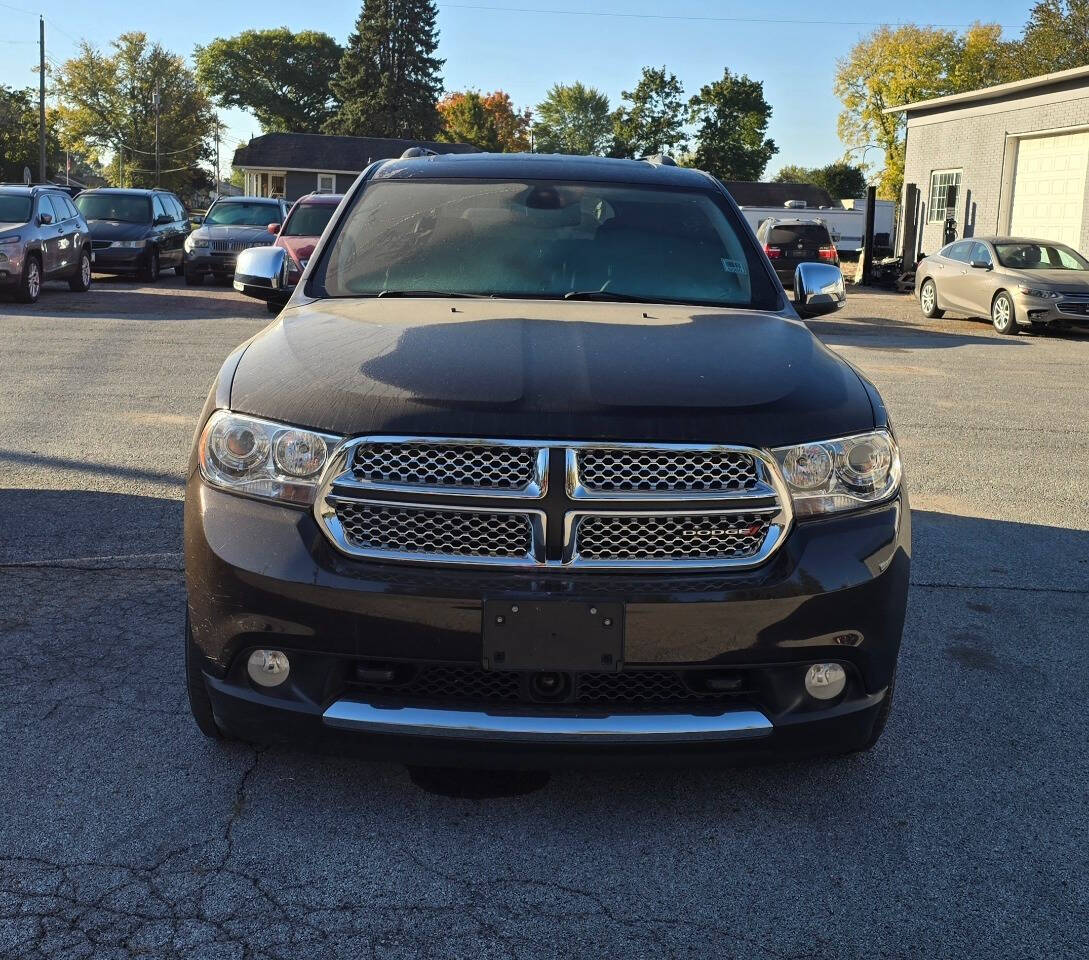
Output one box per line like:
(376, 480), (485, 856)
(214, 117), (220, 199)
(153, 85), (161, 186)
(38, 17), (46, 183)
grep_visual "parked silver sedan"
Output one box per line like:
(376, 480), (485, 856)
(915, 237), (1089, 334)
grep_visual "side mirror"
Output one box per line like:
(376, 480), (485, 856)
(38, 213), (53, 225)
(793, 262), (846, 318)
(233, 245), (291, 306)
(970, 259), (991, 270)
(267, 222), (281, 235)
(155, 213), (172, 225)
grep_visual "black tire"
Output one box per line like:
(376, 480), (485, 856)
(266, 300), (281, 314)
(140, 248), (160, 283)
(17, 253), (42, 304)
(919, 279), (944, 318)
(185, 613), (224, 740)
(184, 267), (204, 287)
(175, 262), (186, 276)
(991, 291), (1018, 335)
(68, 249), (92, 292)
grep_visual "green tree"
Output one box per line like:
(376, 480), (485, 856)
(773, 161), (867, 199)
(325, 0), (444, 139)
(195, 29), (342, 134)
(835, 24), (1015, 199)
(55, 32), (215, 192)
(688, 69), (777, 181)
(1018, 0), (1089, 73)
(532, 82), (612, 155)
(611, 66), (687, 159)
(437, 90), (530, 151)
(0, 86), (57, 181)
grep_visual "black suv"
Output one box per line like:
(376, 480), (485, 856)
(74, 188), (190, 281)
(0, 184), (93, 303)
(756, 217), (840, 289)
(187, 154), (908, 767)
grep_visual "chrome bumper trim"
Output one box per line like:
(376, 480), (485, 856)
(322, 700), (773, 743)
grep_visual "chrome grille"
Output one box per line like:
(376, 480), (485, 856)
(572, 511), (775, 563)
(211, 239), (250, 252)
(315, 437), (791, 569)
(352, 440), (541, 493)
(331, 500), (535, 563)
(91, 240), (112, 250)
(574, 447), (760, 495)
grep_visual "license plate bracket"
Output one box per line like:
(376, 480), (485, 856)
(482, 601), (623, 672)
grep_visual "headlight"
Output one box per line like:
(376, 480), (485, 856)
(1017, 284), (1060, 299)
(185, 236), (210, 251)
(772, 430), (901, 517)
(111, 239), (147, 248)
(198, 411), (341, 505)
(0, 235), (20, 245)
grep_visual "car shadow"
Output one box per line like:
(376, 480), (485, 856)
(807, 312), (1028, 350)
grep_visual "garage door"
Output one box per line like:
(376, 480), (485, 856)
(1009, 132), (1089, 247)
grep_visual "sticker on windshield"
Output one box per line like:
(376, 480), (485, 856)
(721, 258), (747, 275)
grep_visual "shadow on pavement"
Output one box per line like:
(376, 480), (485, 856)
(808, 312), (1027, 350)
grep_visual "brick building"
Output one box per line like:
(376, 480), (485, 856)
(888, 65), (1089, 258)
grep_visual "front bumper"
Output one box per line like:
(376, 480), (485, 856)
(91, 245), (146, 273)
(185, 250), (238, 275)
(0, 247), (26, 285)
(1014, 292), (1089, 327)
(185, 478), (910, 765)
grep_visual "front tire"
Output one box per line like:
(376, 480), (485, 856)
(185, 613), (224, 740)
(919, 279), (944, 318)
(140, 248), (160, 283)
(17, 254), (42, 303)
(184, 266), (204, 286)
(991, 291), (1018, 335)
(68, 250), (92, 292)
(175, 262), (186, 276)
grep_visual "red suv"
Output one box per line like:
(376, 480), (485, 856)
(266, 192), (342, 312)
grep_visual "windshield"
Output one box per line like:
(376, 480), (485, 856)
(205, 201), (282, 227)
(994, 241), (1089, 271)
(282, 202), (337, 237)
(75, 193), (151, 223)
(0, 196), (32, 223)
(314, 179), (778, 308)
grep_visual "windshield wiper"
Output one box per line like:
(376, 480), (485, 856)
(375, 289), (493, 299)
(563, 290), (678, 304)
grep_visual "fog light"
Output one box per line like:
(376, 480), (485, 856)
(247, 649), (290, 687)
(805, 662), (846, 700)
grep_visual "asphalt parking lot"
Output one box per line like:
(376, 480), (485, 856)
(1, 274), (1087, 959)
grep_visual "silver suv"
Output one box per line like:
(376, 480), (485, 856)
(0, 185), (93, 303)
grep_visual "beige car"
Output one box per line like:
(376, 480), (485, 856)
(915, 237), (1089, 334)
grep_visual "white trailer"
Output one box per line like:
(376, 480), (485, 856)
(737, 200), (896, 254)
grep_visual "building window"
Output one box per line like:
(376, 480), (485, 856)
(928, 169), (961, 223)
(317, 173), (335, 193)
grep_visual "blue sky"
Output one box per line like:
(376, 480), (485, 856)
(2, 0), (1033, 177)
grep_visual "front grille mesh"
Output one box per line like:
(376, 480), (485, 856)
(575, 512), (773, 562)
(353, 442), (539, 491)
(1058, 301), (1089, 316)
(334, 502), (532, 560)
(350, 664), (738, 706)
(576, 448), (759, 493)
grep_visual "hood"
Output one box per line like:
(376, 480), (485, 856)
(229, 300), (874, 447)
(194, 223), (276, 243)
(1005, 268), (1089, 291)
(276, 235), (318, 265)
(84, 219), (152, 241)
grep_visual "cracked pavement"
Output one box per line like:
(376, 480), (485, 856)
(1, 277), (1088, 958)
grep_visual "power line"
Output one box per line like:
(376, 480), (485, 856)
(438, 2), (1022, 29)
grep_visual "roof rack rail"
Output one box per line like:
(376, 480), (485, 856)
(640, 154), (676, 167)
(400, 147), (438, 159)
